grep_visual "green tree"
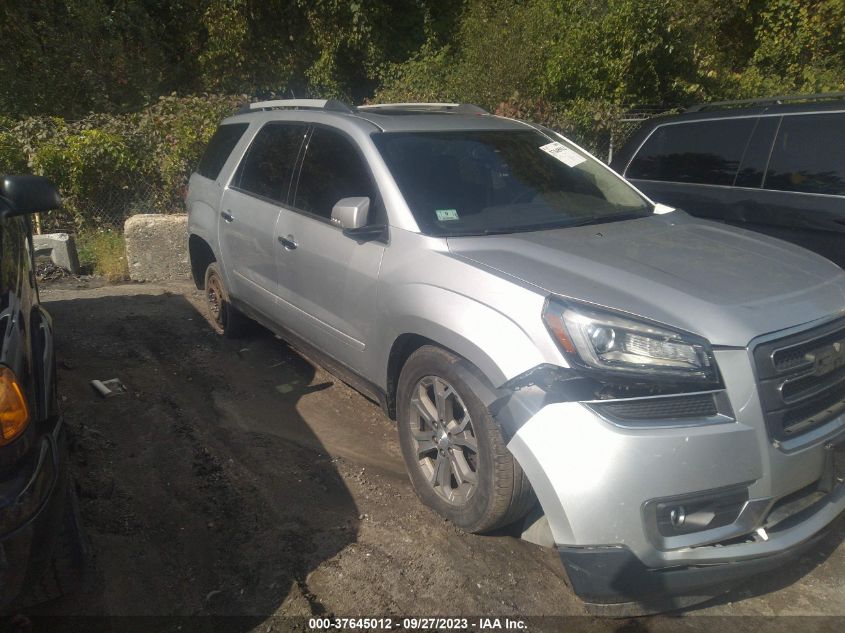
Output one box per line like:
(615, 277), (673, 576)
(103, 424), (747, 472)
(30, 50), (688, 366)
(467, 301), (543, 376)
(740, 0), (845, 95)
(0, 0), (174, 117)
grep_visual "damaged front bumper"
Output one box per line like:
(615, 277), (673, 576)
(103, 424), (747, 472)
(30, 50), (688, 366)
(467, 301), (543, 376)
(479, 354), (845, 605)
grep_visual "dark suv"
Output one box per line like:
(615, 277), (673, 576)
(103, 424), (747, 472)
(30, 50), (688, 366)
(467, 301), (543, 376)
(0, 176), (85, 611)
(611, 93), (845, 267)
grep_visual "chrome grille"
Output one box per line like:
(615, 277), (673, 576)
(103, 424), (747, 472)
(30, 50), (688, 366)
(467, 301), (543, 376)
(754, 318), (845, 441)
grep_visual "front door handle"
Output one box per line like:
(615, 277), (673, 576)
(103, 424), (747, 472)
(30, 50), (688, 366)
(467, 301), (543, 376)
(278, 235), (298, 250)
(221, 210), (234, 223)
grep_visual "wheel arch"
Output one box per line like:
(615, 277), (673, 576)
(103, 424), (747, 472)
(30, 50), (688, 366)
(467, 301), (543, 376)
(383, 327), (523, 421)
(379, 286), (546, 419)
(188, 234), (217, 290)
(28, 304), (57, 421)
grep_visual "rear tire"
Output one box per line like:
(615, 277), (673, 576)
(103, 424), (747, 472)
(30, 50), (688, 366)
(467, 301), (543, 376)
(396, 346), (534, 533)
(204, 262), (248, 338)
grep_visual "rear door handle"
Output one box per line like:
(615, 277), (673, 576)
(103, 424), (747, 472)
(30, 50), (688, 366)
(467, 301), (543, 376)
(221, 210), (234, 223)
(278, 235), (297, 250)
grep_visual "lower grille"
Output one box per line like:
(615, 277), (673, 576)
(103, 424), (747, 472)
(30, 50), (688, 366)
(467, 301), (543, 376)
(591, 392), (719, 423)
(754, 318), (845, 441)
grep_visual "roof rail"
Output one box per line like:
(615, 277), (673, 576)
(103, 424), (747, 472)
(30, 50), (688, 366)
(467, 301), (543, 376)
(685, 91), (845, 112)
(357, 102), (489, 115)
(237, 98), (354, 114)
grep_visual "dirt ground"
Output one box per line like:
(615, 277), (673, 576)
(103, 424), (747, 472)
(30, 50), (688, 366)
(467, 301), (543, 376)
(18, 280), (845, 630)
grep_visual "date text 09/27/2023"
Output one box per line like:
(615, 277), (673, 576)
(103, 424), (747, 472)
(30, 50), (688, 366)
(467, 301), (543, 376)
(307, 617), (528, 630)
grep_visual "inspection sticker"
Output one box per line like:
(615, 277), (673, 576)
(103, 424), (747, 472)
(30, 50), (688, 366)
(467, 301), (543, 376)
(436, 208), (460, 221)
(539, 141), (586, 167)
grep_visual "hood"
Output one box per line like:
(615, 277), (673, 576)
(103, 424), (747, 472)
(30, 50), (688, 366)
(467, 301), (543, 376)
(447, 212), (845, 347)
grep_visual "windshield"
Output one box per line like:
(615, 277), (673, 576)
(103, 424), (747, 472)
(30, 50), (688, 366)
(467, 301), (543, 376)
(372, 129), (652, 236)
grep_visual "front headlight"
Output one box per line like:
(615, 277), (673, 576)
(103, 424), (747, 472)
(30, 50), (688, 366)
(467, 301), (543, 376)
(542, 298), (719, 383)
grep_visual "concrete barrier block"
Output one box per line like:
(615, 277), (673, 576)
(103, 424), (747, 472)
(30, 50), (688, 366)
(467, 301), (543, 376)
(124, 214), (191, 282)
(33, 232), (80, 273)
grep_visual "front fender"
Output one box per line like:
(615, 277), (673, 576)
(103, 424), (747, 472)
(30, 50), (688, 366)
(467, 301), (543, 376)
(380, 284), (546, 389)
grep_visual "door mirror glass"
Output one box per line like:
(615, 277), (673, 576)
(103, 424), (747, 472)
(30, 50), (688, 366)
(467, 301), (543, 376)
(0, 175), (61, 216)
(330, 197), (370, 230)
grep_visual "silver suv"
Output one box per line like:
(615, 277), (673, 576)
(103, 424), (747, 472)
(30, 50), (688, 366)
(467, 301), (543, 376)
(187, 99), (845, 606)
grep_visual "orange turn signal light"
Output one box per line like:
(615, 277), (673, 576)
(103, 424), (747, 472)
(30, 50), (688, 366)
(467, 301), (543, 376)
(542, 310), (577, 355)
(0, 367), (30, 446)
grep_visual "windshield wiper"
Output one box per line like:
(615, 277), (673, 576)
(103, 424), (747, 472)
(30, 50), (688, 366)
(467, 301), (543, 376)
(443, 210), (652, 237)
(561, 210), (652, 229)
(446, 223), (570, 237)
(480, 223), (568, 235)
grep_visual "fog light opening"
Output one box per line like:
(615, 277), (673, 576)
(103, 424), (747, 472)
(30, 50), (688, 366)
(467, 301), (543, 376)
(652, 487), (749, 538)
(669, 506), (686, 528)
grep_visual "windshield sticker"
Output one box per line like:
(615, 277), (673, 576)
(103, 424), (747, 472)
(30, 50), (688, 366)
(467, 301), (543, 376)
(436, 208), (460, 221)
(539, 141), (586, 168)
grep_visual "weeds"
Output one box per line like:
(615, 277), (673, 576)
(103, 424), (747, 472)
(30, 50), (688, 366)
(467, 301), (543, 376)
(76, 230), (128, 281)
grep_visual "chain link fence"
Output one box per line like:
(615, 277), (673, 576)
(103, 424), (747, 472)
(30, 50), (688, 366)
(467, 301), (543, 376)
(35, 181), (166, 236)
(587, 107), (676, 164)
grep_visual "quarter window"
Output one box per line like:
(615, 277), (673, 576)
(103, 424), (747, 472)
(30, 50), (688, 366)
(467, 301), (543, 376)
(234, 123), (308, 203)
(627, 118), (756, 186)
(293, 127), (375, 220)
(765, 113), (845, 196)
(197, 123), (248, 180)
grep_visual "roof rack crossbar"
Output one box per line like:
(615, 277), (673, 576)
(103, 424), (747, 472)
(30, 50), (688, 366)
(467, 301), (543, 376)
(237, 98), (353, 114)
(357, 102), (489, 115)
(685, 91), (845, 112)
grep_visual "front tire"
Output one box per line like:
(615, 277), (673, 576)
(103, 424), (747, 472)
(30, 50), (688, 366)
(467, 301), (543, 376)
(396, 346), (534, 533)
(17, 481), (88, 608)
(203, 262), (247, 338)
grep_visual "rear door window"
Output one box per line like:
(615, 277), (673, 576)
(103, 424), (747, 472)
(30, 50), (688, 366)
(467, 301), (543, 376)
(627, 118), (756, 186)
(234, 123), (308, 203)
(764, 112), (845, 196)
(292, 127), (376, 220)
(197, 123), (249, 180)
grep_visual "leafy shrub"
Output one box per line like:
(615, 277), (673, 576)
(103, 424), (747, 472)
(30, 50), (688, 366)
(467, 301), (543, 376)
(31, 128), (142, 230)
(0, 129), (26, 174)
(2, 95), (244, 231)
(131, 94), (245, 214)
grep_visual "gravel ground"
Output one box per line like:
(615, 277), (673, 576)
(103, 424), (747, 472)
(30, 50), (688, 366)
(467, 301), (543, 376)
(11, 280), (844, 631)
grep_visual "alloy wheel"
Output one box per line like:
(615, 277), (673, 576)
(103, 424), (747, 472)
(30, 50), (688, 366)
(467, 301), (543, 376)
(408, 375), (479, 505)
(206, 274), (224, 326)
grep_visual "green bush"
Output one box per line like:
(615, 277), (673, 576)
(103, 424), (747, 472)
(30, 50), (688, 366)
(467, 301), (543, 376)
(131, 94), (245, 214)
(0, 130), (26, 174)
(2, 95), (244, 231)
(31, 128), (142, 230)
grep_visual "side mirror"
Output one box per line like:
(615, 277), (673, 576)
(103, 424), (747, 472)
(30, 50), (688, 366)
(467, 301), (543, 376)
(0, 175), (62, 217)
(330, 197), (370, 230)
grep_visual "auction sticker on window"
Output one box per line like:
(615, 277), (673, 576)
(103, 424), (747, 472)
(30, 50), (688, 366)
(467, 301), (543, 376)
(436, 208), (460, 221)
(539, 141), (586, 167)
